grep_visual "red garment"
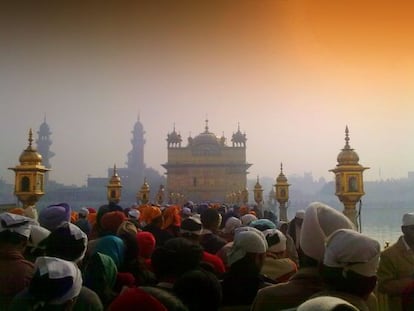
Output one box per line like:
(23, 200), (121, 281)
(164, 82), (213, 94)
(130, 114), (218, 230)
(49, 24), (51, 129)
(0, 250), (34, 308)
(202, 251), (226, 276)
(108, 287), (167, 311)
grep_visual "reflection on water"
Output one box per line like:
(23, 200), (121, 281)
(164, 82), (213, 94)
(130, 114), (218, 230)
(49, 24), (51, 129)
(287, 205), (413, 250)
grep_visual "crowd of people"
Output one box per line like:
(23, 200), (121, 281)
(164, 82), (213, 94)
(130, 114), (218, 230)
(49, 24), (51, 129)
(0, 200), (413, 311)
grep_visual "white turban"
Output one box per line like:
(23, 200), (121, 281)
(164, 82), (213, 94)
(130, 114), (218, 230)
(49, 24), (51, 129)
(0, 212), (37, 238)
(324, 229), (380, 277)
(35, 256), (83, 305)
(228, 227), (268, 266)
(402, 212), (414, 226)
(263, 229), (287, 253)
(240, 214), (257, 226)
(223, 216), (242, 234)
(28, 225), (50, 249)
(300, 202), (355, 262)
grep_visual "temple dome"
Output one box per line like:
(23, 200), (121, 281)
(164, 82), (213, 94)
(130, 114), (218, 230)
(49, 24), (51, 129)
(192, 131), (220, 146)
(19, 129), (43, 165)
(336, 126), (360, 165)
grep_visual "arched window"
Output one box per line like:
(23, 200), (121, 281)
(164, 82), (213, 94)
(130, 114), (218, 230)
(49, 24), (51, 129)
(21, 176), (30, 192)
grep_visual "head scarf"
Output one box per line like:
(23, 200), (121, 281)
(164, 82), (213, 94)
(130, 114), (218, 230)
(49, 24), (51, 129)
(28, 224), (51, 250)
(228, 227), (268, 266)
(0, 212), (37, 238)
(31, 256), (82, 306)
(94, 235), (125, 268)
(84, 252), (117, 290)
(136, 231), (156, 259)
(45, 221), (88, 263)
(116, 220), (138, 237)
(324, 229), (380, 277)
(403, 212), (414, 226)
(300, 202), (355, 262)
(263, 229), (287, 253)
(180, 216), (203, 236)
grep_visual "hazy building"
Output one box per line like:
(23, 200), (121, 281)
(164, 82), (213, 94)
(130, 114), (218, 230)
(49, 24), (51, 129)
(162, 120), (251, 202)
(36, 117), (55, 184)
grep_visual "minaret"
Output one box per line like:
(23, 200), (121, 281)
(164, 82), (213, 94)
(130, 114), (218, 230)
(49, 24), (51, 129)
(36, 117), (54, 184)
(126, 115), (146, 188)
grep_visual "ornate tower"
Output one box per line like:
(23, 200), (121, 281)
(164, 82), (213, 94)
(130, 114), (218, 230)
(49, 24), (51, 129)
(9, 129), (50, 216)
(107, 164), (122, 204)
(330, 126), (369, 230)
(275, 163), (290, 221)
(126, 115), (146, 188)
(36, 117), (54, 183)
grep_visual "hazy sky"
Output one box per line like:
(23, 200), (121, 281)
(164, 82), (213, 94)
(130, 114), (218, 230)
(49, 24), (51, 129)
(1, 0), (414, 187)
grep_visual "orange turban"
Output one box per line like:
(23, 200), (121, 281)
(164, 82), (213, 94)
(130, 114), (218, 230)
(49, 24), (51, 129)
(161, 205), (181, 230)
(139, 205), (162, 226)
(100, 211), (127, 235)
(239, 206), (249, 216)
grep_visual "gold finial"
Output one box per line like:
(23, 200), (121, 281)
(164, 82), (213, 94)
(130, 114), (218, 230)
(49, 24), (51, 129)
(205, 118), (209, 133)
(344, 125), (350, 149)
(28, 128), (33, 148)
(113, 164), (118, 176)
(280, 162), (283, 173)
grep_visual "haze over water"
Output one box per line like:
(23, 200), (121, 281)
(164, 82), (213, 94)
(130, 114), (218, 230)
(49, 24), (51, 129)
(1, 1), (413, 188)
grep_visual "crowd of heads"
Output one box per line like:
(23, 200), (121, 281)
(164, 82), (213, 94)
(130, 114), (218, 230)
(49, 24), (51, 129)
(0, 199), (408, 311)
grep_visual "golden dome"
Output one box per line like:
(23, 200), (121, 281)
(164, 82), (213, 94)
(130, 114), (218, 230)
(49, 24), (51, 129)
(19, 129), (43, 165)
(337, 126), (360, 165)
(108, 165), (122, 186)
(276, 163), (288, 183)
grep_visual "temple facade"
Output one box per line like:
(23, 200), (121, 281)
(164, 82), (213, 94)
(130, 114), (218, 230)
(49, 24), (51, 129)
(162, 120), (251, 202)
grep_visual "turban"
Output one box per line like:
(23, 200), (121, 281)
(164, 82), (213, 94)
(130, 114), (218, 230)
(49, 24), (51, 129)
(162, 205), (181, 230)
(31, 256), (82, 306)
(402, 212), (414, 226)
(108, 287), (167, 311)
(295, 210), (305, 219)
(8, 207), (25, 216)
(223, 217), (242, 234)
(263, 229), (287, 253)
(136, 231), (156, 259)
(128, 209), (140, 219)
(78, 208), (89, 217)
(100, 211), (127, 235)
(324, 229), (380, 277)
(249, 219), (276, 232)
(139, 205), (162, 226)
(39, 203), (71, 231)
(239, 206), (249, 216)
(300, 202), (355, 262)
(228, 227), (268, 266)
(240, 214), (257, 226)
(0, 212), (36, 238)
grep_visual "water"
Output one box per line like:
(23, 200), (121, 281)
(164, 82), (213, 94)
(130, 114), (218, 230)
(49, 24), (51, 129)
(287, 205), (414, 250)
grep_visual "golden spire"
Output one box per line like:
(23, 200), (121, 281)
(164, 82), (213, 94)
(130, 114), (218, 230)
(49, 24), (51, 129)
(344, 125), (351, 150)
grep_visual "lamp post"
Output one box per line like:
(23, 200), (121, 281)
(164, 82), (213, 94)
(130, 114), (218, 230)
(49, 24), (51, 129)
(330, 126), (369, 230)
(254, 176), (264, 218)
(137, 178), (150, 205)
(275, 163), (290, 221)
(107, 164), (122, 204)
(9, 129), (50, 219)
(155, 184), (165, 205)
